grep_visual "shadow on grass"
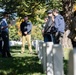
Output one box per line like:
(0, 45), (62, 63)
(0, 56), (44, 75)
(10, 45), (35, 50)
(0, 46), (44, 75)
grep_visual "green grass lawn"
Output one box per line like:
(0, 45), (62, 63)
(0, 46), (69, 75)
(0, 46), (46, 75)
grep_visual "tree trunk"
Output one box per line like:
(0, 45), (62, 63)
(62, 0), (74, 49)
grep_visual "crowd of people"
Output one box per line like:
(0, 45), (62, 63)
(0, 8), (76, 58)
(42, 9), (65, 44)
(0, 13), (33, 57)
(41, 9), (76, 49)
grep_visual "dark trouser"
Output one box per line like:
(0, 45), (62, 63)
(71, 39), (76, 47)
(52, 33), (60, 44)
(1, 31), (11, 57)
(43, 32), (63, 44)
(53, 32), (64, 44)
(44, 34), (52, 42)
(0, 38), (2, 53)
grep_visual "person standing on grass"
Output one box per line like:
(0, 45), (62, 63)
(1, 12), (12, 57)
(20, 15), (33, 54)
(42, 10), (55, 42)
(53, 9), (65, 44)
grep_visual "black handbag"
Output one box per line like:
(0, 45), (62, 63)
(51, 26), (57, 33)
(68, 31), (76, 41)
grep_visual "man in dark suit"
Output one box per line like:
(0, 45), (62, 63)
(1, 12), (12, 57)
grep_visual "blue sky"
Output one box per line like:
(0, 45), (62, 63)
(0, 8), (5, 12)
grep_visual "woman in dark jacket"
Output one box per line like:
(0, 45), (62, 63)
(43, 10), (54, 42)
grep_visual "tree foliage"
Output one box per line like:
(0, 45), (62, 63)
(31, 26), (43, 40)
(9, 25), (20, 41)
(0, 0), (76, 41)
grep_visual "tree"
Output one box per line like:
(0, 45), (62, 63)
(0, 0), (46, 40)
(31, 26), (43, 40)
(61, 0), (74, 49)
(1, 0), (75, 41)
(9, 25), (20, 41)
(62, 0), (74, 28)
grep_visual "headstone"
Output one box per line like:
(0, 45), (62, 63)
(34, 40), (39, 53)
(46, 42), (54, 75)
(53, 44), (64, 75)
(68, 48), (76, 75)
(38, 41), (43, 60)
(38, 42), (64, 75)
(46, 43), (64, 75)
(74, 48), (76, 75)
(42, 43), (47, 73)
